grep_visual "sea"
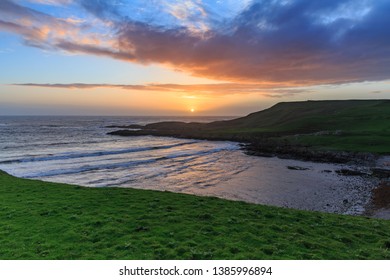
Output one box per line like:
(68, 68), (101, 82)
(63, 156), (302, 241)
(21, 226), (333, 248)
(0, 116), (254, 192)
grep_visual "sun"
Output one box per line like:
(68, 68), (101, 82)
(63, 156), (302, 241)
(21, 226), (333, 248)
(190, 108), (195, 113)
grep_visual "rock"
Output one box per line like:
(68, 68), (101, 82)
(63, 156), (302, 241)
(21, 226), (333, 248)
(287, 166), (310, 171)
(335, 169), (367, 176)
(371, 168), (390, 178)
(106, 124), (144, 129)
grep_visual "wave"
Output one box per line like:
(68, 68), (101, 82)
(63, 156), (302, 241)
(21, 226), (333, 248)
(2, 138), (124, 150)
(0, 141), (199, 164)
(24, 158), (157, 178)
(23, 145), (238, 178)
(161, 144), (237, 159)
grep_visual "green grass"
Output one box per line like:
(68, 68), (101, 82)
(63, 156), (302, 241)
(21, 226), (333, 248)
(1, 170), (390, 260)
(207, 100), (390, 153)
(223, 100), (390, 133)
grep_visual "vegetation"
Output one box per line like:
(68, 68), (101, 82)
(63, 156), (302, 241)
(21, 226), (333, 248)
(1, 170), (390, 260)
(110, 100), (390, 154)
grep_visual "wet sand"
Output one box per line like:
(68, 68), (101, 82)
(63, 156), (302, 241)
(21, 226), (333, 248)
(185, 157), (380, 216)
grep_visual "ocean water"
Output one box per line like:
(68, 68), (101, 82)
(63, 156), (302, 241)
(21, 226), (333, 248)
(0, 116), (253, 192)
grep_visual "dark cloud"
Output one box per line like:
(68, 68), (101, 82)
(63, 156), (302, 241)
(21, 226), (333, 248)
(2, 0), (390, 86)
(93, 0), (390, 85)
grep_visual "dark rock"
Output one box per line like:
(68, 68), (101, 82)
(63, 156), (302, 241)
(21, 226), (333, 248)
(244, 151), (273, 157)
(371, 168), (390, 178)
(335, 169), (367, 176)
(108, 129), (148, 136)
(343, 199), (349, 204)
(287, 166), (310, 171)
(106, 124), (144, 129)
(322, 170), (332, 173)
(243, 140), (378, 165)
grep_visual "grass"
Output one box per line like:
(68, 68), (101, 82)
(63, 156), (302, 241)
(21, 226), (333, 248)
(116, 100), (390, 154)
(1, 170), (390, 260)
(220, 100), (390, 153)
(225, 100), (390, 133)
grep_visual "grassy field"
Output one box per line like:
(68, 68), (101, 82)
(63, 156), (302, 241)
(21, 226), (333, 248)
(1, 170), (390, 260)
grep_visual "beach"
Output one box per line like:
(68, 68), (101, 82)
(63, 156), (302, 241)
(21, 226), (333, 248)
(166, 156), (382, 217)
(1, 116), (388, 219)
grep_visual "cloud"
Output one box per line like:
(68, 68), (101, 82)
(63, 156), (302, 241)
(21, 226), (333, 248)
(2, 0), (390, 87)
(54, 40), (134, 60)
(0, 0), (112, 50)
(166, 0), (210, 34)
(27, 0), (73, 5)
(0, 19), (46, 46)
(116, 0), (390, 85)
(13, 82), (309, 97)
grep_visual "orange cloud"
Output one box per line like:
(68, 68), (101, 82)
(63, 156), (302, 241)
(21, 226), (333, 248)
(13, 83), (311, 98)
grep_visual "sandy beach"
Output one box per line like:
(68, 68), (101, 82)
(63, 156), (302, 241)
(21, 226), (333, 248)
(182, 156), (382, 217)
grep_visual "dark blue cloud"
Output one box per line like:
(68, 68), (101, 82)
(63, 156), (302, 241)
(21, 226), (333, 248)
(96, 0), (388, 85)
(2, 0), (390, 85)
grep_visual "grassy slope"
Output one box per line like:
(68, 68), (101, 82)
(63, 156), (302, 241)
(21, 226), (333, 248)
(123, 100), (389, 154)
(211, 100), (390, 153)
(1, 170), (390, 260)
(213, 100), (390, 132)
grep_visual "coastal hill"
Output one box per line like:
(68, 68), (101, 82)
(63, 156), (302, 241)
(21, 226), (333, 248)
(109, 100), (390, 155)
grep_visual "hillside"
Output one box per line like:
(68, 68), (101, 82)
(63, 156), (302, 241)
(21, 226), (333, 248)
(211, 99), (390, 132)
(109, 100), (390, 154)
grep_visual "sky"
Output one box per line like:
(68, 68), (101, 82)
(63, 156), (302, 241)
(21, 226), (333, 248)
(0, 0), (389, 116)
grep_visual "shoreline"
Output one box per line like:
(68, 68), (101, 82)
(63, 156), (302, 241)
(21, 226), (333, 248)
(3, 116), (390, 219)
(108, 126), (385, 166)
(0, 150), (389, 219)
(107, 128), (390, 218)
(1, 158), (388, 219)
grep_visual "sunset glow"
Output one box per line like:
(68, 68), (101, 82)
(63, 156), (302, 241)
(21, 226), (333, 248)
(1, 0), (390, 265)
(0, 0), (389, 115)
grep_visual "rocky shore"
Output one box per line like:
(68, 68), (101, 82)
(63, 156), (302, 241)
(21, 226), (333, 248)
(241, 141), (378, 165)
(108, 123), (389, 174)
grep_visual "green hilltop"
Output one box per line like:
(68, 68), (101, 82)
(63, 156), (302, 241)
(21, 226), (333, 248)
(212, 100), (390, 132)
(111, 100), (390, 154)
